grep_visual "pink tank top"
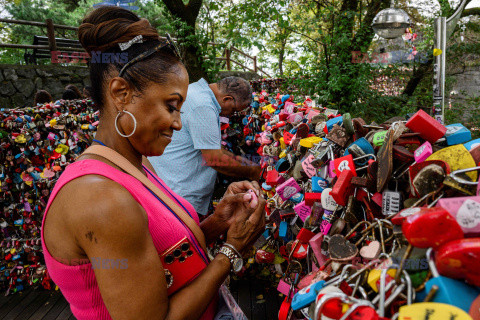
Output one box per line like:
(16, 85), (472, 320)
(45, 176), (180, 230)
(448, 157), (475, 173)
(40, 159), (217, 320)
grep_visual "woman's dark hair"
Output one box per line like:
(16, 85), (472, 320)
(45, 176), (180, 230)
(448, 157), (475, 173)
(62, 89), (80, 100)
(65, 84), (82, 99)
(78, 6), (182, 109)
(34, 90), (52, 105)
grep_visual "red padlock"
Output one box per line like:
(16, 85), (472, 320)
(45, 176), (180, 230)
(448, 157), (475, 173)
(283, 131), (294, 145)
(255, 249), (275, 264)
(436, 238), (480, 286)
(305, 192), (322, 206)
(331, 169), (354, 206)
(402, 207), (464, 249)
(266, 168), (280, 186)
(296, 228), (316, 243)
(334, 154), (357, 177)
(405, 109), (447, 143)
(291, 240), (308, 260)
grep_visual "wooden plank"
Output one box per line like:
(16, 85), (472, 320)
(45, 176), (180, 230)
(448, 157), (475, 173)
(15, 291), (53, 320)
(236, 279), (251, 320)
(42, 294), (70, 320)
(55, 303), (73, 320)
(27, 291), (63, 320)
(0, 291), (17, 310)
(0, 44), (49, 50)
(3, 289), (40, 320)
(265, 285), (281, 320)
(0, 290), (34, 318)
(250, 279), (267, 320)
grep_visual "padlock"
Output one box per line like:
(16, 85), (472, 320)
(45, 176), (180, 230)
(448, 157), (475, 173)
(334, 154), (357, 177)
(398, 302), (472, 320)
(415, 248), (480, 312)
(435, 238), (480, 287)
(437, 196), (480, 234)
(427, 144), (477, 181)
(464, 137), (480, 151)
(402, 207), (464, 249)
(405, 109), (447, 143)
(382, 182), (402, 216)
(327, 124), (350, 148)
(444, 123), (471, 146)
(325, 116), (343, 132)
(277, 177), (302, 201)
(294, 201), (312, 222)
(291, 280), (326, 311)
(372, 130), (388, 147)
(330, 170), (355, 207)
(344, 138), (374, 166)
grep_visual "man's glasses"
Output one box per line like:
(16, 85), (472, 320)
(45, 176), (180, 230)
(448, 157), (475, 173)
(118, 33), (181, 78)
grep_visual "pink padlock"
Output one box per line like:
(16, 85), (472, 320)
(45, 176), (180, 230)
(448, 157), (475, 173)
(302, 154), (317, 178)
(47, 132), (56, 141)
(287, 112), (304, 125)
(414, 141), (433, 163)
(277, 279), (298, 296)
(327, 161), (336, 178)
(294, 201), (312, 222)
(284, 101), (296, 114)
(437, 196), (480, 235)
(309, 233), (329, 266)
(277, 177), (302, 201)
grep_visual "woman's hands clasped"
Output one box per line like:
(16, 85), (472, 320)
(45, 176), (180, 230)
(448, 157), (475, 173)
(213, 181), (266, 256)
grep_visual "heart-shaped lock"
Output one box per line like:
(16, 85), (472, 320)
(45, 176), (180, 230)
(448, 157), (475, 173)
(328, 234), (358, 262)
(255, 249), (275, 264)
(359, 240), (381, 260)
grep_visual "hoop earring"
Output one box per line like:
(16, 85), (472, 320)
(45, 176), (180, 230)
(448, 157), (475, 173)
(115, 110), (137, 138)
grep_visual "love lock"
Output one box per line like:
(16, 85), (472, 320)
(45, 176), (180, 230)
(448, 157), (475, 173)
(411, 163), (446, 197)
(328, 234), (358, 262)
(327, 124), (350, 148)
(437, 195), (480, 234)
(415, 248), (480, 312)
(435, 238), (480, 287)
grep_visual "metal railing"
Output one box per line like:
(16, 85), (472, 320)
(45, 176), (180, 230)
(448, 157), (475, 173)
(0, 18), (271, 78)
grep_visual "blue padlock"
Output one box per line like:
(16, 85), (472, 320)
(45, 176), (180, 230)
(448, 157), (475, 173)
(290, 192), (304, 204)
(464, 138), (480, 151)
(281, 94), (290, 103)
(279, 221), (289, 241)
(326, 116), (343, 132)
(344, 137), (374, 166)
(261, 182), (272, 191)
(415, 248), (480, 312)
(291, 280), (326, 311)
(445, 123), (471, 146)
(312, 176), (329, 193)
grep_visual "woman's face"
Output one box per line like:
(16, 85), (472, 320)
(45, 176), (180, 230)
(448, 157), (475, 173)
(119, 64), (189, 156)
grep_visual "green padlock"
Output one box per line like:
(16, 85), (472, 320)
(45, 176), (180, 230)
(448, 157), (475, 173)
(372, 130), (388, 147)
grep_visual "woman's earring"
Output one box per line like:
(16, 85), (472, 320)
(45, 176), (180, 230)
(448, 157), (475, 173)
(115, 110), (137, 138)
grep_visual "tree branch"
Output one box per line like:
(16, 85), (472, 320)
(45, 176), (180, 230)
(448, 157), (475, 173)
(462, 7), (480, 17)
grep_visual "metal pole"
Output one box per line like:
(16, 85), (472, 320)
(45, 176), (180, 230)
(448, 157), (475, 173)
(432, 0), (468, 124)
(432, 17), (446, 124)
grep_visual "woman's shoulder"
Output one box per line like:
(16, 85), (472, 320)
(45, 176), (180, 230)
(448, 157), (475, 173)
(52, 170), (148, 237)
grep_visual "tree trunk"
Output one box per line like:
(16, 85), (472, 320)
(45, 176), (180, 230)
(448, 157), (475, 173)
(278, 39), (286, 77)
(161, 0), (208, 82)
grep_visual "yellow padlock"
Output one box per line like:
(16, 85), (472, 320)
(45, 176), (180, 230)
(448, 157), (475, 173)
(398, 302), (472, 320)
(427, 144), (477, 181)
(300, 137), (322, 149)
(279, 150), (287, 158)
(279, 138), (286, 150)
(50, 119), (57, 127)
(81, 124), (89, 130)
(10, 248), (16, 254)
(367, 269), (396, 292)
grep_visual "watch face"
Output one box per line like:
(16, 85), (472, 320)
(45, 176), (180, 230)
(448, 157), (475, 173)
(233, 258), (243, 273)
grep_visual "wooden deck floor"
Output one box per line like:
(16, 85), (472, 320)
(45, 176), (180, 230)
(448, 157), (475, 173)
(0, 278), (282, 320)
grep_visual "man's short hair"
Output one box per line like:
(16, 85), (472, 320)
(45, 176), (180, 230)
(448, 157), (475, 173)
(217, 76), (252, 108)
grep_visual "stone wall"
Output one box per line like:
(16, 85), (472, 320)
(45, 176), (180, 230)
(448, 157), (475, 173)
(0, 64), (90, 108)
(449, 65), (480, 100)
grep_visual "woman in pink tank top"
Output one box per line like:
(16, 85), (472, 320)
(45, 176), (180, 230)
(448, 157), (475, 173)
(41, 6), (265, 320)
